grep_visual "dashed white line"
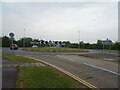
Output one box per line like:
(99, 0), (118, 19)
(57, 55), (74, 61)
(83, 63), (120, 76)
(103, 58), (115, 61)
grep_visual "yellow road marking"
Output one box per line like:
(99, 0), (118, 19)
(24, 55), (99, 89)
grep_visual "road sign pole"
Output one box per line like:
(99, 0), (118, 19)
(109, 44), (111, 50)
(11, 37), (13, 45)
(9, 32), (14, 45)
(109, 44), (111, 53)
(103, 43), (104, 55)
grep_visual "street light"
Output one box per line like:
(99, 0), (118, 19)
(78, 31), (80, 48)
(23, 28), (26, 48)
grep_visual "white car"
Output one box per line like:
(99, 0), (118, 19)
(32, 45), (38, 48)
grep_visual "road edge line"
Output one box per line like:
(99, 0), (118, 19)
(24, 55), (98, 89)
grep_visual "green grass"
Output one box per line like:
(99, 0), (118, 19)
(104, 50), (118, 53)
(17, 66), (83, 88)
(23, 47), (86, 52)
(95, 49), (119, 53)
(0, 53), (2, 57)
(2, 53), (39, 63)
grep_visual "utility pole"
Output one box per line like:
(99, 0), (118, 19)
(78, 31), (80, 48)
(23, 28), (26, 48)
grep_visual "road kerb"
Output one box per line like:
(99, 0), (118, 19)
(24, 55), (98, 89)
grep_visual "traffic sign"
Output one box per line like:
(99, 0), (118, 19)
(9, 32), (14, 37)
(103, 39), (112, 45)
(49, 40), (52, 44)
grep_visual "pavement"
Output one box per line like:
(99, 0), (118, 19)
(2, 57), (45, 88)
(2, 67), (17, 88)
(2, 48), (119, 88)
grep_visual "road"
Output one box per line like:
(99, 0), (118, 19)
(2, 48), (119, 88)
(2, 58), (18, 88)
(87, 49), (120, 56)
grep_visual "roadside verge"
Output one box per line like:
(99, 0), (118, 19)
(2, 54), (83, 88)
(24, 55), (98, 89)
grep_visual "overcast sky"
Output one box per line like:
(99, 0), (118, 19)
(2, 2), (118, 43)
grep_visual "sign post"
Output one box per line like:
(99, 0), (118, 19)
(9, 32), (14, 45)
(102, 39), (112, 54)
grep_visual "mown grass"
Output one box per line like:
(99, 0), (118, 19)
(104, 50), (119, 53)
(23, 47), (87, 52)
(17, 66), (83, 88)
(95, 49), (119, 53)
(2, 53), (39, 63)
(0, 53), (2, 57)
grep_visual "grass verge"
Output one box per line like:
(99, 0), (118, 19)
(2, 53), (39, 63)
(16, 66), (84, 88)
(0, 53), (2, 57)
(94, 49), (119, 53)
(23, 47), (87, 52)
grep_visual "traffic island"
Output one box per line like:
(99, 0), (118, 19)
(23, 47), (88, 52)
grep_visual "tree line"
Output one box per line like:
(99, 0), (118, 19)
(1, 36), (120, 50)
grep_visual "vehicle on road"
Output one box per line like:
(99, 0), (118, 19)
(10, 44), (18, 50)
(32, 45), (38, 48)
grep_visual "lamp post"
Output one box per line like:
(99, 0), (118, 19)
(78, 31), (80, 48)
(23, 29), (26, 48)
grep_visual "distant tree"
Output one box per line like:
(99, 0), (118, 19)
(70, 43), (78, 48)
(17, 38), (23, 47)
(62, 41), (71, 48)
(2, 36), (10, 47)
(25, 37), (33, 47)
(84, 43), (90, 49)
(90, 44), (96, 49)
(80, 41), (84, 48)
(33, 39), (39, 42)
(39, 39), (46, 47)
(17, 37), (33, 47)
(96, 39), (103, 49)
(112, 42), (120, 50)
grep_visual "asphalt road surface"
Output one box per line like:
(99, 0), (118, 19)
(2, 58), (18, 88)
(2, 48), (119, 88)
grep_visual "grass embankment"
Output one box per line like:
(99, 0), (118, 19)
(17, 66), (83, 88)
(23, 47), (87, 52)
(2, 53), (39, 63)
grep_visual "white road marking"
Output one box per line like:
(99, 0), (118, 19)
(83, 63), (120, 76)
(57, 55), (74, 61)
(103, 58), (115, 61)
(25, 56), (97, 88)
